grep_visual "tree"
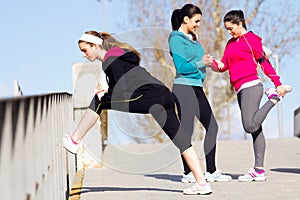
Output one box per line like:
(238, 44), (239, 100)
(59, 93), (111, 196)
(122, 0), (300, 139)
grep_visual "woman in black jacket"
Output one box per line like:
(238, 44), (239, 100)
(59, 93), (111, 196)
(63, 30), (212, 195)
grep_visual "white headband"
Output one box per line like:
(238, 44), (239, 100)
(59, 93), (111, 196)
(79, 34), (103, 45)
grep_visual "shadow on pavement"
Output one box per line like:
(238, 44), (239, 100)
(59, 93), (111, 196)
(270, 168), (300, 174)
(144, 173), (244, 181)
(227, 173), (243, 180)
(144, 173), (181, 182)
(70, 186), (182, 196)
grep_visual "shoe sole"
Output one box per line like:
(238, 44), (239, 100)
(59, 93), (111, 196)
(238, 177), (266, 182)
(183, 191), (212, 195)
(254, 177), (267, 181)
(207, 178), (232, 182)
(181, 179), (196, 183)
(63, 143), (79, 154)
(64, 147), (78, 154)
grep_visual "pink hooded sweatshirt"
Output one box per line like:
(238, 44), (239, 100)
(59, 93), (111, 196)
(211, 31), (281, 91)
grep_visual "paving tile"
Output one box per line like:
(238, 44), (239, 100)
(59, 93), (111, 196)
(76, 138), (300, 200)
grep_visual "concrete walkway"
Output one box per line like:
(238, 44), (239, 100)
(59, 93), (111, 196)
(69, 137), (300, 200)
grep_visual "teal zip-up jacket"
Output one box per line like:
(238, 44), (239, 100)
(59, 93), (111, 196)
(168, 31), (206, 87)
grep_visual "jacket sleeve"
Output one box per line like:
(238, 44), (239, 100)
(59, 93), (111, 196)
(169, 36), (199, 75)
(210, 46), (229, 72)
(251, 35), (282, 87)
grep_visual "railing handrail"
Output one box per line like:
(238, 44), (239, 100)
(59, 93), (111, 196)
(0, 92), (75, 200)
(0, 92), (71, 102)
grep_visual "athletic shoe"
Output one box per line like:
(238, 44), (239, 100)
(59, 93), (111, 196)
(283, 84), (292, 93)
(63, 135), (80, 154)
(183, 182), (212, 195)
(265, 88), (281, 101)
(205, 169), (232, 182)
(265, 85), (292, 101)
(181, 172), (196, 183)
(238, 168), (266, 182)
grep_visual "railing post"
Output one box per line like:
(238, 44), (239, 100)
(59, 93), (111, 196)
(294, 106), (300, 138)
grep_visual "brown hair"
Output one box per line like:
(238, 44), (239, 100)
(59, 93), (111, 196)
(223, 10), (247, 30)
(78, 30), (141, 60)
(171, 4), (202, 31)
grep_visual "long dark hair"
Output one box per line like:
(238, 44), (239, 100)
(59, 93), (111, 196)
(223, 10), (247, 30)
(171, 4), (202, 31)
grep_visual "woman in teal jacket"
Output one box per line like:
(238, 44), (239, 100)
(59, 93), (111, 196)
(169, 4), (232, 183)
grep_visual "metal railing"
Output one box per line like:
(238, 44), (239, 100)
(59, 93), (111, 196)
(0, 93), (74, 200)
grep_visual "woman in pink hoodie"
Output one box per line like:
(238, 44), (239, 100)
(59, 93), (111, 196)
(207, 10), (291, 182)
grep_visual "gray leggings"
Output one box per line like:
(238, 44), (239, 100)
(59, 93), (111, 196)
(237, 83), (275, 167)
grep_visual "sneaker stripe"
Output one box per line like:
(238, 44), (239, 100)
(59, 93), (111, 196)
(71, 137), (79, 144)
(256, 170), (265, 174)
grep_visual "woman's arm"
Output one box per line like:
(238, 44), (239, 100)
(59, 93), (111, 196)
(249, 35), (289, 96)
(202, 54), (226, 72)
(250, 36), (282, 88)
(169, 37), (199, 74)
(211, 59), (225, 72)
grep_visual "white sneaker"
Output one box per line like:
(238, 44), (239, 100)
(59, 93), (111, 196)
(265, 85), (292, 102)
(181, 172), (196, 183)
(238, 168), (266, 182)
(63, 135), (80, 154)
(205, 169), (232, 182)
(183, 182), (212, 195)
(283, 84), (292, 93)
(265, 88), (281, 101)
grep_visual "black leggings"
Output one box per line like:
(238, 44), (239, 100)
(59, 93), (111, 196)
(172, 84), (218, 174)
(88, 91), (191, 153)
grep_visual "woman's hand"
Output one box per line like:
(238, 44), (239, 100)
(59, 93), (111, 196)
(202, 54), (213, 66)
(203, 54), (225, 71)
(276, 85), (287, 97)
(96, 89), (107, 99)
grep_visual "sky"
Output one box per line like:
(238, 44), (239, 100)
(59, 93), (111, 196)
(0, 0), (299, 139)
(0, 0), (130, 96)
